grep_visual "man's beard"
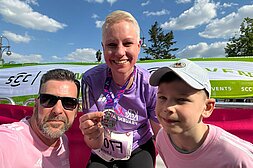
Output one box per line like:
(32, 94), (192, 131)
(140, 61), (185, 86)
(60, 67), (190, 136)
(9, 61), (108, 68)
(35, 108), (71, 139)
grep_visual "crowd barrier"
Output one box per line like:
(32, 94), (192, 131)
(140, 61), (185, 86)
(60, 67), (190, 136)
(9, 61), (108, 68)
(203, 108), (253, 143)
(0, 102), (253, 167)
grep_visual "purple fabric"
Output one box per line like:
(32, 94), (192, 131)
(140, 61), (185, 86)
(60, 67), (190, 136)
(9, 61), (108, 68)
(82, 64), (158, 150)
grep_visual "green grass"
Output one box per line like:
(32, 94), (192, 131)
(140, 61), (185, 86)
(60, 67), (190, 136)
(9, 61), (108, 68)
(0, 95), (37, 106)
(0, 62), (100, 69)
(136, 57), (253, 63)
(1, 57), (253, 69)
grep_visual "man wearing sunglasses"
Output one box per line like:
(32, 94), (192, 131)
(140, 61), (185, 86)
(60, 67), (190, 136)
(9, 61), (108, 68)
(0, 69), (80, 168)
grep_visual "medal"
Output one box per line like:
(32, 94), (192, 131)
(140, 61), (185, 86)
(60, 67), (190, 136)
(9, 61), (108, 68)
(101, 109), (118, 130)
(102, 67), (136, 131)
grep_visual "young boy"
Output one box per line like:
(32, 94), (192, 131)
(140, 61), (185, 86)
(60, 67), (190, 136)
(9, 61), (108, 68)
(149, 59), (253, 167)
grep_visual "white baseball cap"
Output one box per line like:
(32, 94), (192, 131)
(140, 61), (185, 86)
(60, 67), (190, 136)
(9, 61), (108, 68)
(149, 59), (211, 97)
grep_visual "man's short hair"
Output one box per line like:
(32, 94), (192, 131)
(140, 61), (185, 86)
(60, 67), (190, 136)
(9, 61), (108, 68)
(39, 69), (80, 97)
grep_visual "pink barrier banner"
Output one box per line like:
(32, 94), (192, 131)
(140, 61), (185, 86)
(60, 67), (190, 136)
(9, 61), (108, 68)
(1, 104), (253, 146)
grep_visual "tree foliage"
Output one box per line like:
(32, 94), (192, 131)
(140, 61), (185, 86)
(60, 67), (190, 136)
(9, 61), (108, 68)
(225, 17), (253, 57)
(143, 21), (178, 59)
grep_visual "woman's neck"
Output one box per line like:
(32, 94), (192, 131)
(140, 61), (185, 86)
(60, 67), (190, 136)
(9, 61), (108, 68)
(111, 68), (134, 87)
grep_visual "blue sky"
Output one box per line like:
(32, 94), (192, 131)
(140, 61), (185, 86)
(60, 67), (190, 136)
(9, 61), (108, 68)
(0, 0), (253, 63)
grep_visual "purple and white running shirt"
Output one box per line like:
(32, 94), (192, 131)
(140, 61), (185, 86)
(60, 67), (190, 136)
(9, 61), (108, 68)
(82, 64), (158, 150)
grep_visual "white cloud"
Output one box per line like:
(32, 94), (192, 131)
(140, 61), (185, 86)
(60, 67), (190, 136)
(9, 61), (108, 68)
(65, 48), (99, 62)
(5, 48), (103, 63)
(143, 9), (170, 16)
(221, 2), (238, 8)
(92, 14), (99, 19)
(176, 0), (191, 4)
(95, 20), (105, 28)
(141, 0), (150, 6)
(217, 2), (238, 16)
(52, 55), (61, 60)
(199, 5), (253, 39)
(3, 31), (31, 43)
(161, 0), (217, 30)
(85, 0), (104, 3)
(4, 52), (43, 63)
(23, 0), (38, 6)
(85, 0), (117, 5)
(0, 0), (66, 32)
(91, 14), (104, 28)
(177, 41), (227, 58)
(221, 11), (226, 15)
(107, 0), (117, 5)
(67, 42), (75, 46)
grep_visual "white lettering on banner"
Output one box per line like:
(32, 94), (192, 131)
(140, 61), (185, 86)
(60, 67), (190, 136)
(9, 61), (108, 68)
(241, 87), (253, 92)
(205, 68), (253, 78)
(1, 61), (253, 98)
(212, 87), (232, 92)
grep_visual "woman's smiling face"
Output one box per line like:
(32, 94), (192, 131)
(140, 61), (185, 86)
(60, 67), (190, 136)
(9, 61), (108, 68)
(102, 20), (140, 77)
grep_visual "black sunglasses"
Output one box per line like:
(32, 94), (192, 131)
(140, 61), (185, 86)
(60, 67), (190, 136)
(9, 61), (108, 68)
(39, 93), (78, 110)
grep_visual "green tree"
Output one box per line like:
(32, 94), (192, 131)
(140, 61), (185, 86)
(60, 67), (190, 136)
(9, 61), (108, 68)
(225, 17), (253, 57)
(143, 21), (178, 59)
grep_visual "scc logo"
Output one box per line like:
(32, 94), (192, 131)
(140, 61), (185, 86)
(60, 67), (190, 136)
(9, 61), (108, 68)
(5, 71), (41, 87)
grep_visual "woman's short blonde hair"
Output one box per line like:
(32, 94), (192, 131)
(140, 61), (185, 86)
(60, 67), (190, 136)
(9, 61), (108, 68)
(102, 10), (140, 41)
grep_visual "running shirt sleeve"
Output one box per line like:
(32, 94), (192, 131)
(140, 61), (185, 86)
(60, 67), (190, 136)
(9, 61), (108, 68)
(140, 66), (158, 123)
(81, 64), (107, 113)
(81, 74), (98, 113)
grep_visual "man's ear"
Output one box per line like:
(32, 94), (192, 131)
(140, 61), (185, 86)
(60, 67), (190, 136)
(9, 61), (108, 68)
(202, 98), (216, 118)
(31, 98), (39, 118)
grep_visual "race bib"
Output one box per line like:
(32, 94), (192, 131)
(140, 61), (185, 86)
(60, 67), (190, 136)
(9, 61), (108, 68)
(93, 130), (133, 162)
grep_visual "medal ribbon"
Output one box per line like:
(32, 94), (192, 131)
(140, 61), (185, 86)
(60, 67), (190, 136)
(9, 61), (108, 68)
(103, 67), (136, 109)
